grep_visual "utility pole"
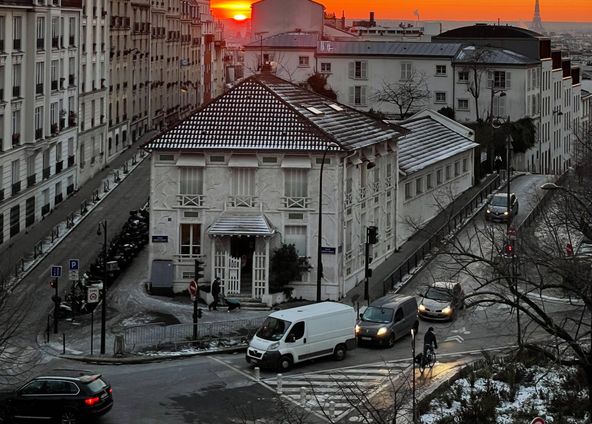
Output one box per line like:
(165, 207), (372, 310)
(97, 220), (108, 355)
(365, 226), (378, 306)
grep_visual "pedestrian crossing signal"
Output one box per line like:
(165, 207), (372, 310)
(49, 278), (57, 289)
(504, 244), (514, 255)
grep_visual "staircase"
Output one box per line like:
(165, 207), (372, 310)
(226, 293), (270, 311)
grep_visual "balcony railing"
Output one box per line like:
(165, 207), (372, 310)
(68, 155), (75, 167)
(51, 123), (59, 134)
(69, 36), (75, 46)
(55, 161), (63, 173)
(36, 83), (43, 95)
(37, 38), (44, 50)
(35, 128), (43, 140)
(282, 196), (311, 209)
(52, 37), (59, 48)
(69, 75), (75, 85)
(27, 174), (36, 187)
(12, 181), (21, 196)
(177, 194), (205, 207)
(67, 184), (74, 195)
(227, 195), (257, 208)
(13, 39), (21, 50)
(344, 192), (353, 208)
(51, 80), (58, 91)
(12, 133), (20, 146)
(0, 188), (4, 202)
(54, 193), (63, 204)
(43, 167), (50, 179)
(13, 86), (20, 97)
(41, 204), (50, 215)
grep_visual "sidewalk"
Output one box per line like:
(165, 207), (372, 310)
(343, 173), (501, 306)
(0, 131), (157, 287)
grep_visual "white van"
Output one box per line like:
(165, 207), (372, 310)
(246, 302), (356, 371)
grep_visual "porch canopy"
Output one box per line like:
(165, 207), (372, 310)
(207, 213), (275, 237)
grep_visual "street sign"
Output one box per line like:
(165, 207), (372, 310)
(87, 287), (100, 304)
(507, 227), (517, 241)
(530, 418), (545, 424)
(68, 259), (80, 271)
(50, 265), (62, 278)
(188, 280), (198, 297)
(68, 270), (79, 281)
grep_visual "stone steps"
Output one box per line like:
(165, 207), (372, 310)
(224, 294), (270, 311)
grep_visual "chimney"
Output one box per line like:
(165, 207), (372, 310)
(369, 11), (375, 26)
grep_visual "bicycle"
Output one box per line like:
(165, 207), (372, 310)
(418, 344), (437, 374)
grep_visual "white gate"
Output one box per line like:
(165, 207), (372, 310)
(252, 250), (266, 299)
(227, 256), (241, 295)
(214, 251), (241, 295)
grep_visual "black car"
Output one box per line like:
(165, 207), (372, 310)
(485, 192), (519, 222)
(0, 369), (113, 424)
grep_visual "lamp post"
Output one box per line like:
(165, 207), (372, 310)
(254, 31), (268, 71)
(97, 220), (108, 355)
(411, 328), (417, 423)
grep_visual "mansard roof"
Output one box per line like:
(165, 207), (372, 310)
(144, 74), (404, 152)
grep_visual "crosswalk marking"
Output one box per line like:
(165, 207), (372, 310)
(262, 361), (411, 421)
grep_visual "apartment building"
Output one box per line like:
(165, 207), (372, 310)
(0, 1), (81, 248)
(129, 0), (150, 142)
(79, 0), (109, 185)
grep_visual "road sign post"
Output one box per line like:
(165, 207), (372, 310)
(50, 266), (62, 334)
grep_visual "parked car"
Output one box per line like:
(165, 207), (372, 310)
(246, 302), (356, 371)
(485, 193), (519, 222)
(0, 369), (113, 424)
(356, 294), (419, 348)
(418, 281), (465, 321)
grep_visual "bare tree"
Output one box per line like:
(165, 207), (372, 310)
(372, 70), (431, 119)
(457, 46), (494, 123)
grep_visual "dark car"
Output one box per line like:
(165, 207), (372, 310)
(0, 369), (113, 424)
(485, 193), (519, 222)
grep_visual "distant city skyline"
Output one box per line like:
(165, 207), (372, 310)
(211, 0), (592, 23)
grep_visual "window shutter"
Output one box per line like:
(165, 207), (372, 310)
(349, 86), (354, 105)
(506, 72), (512, 89)
(487, 71), (493, 88)
(348, 62), (354, 79)
(361, 86), (367, 106)
(361, 61), (367, 79)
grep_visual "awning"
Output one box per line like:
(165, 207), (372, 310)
(176, 154), (206, 167)
(281, 156), (312, 169)
(228, 155), (259, 168)
(208, 213), (275, 237)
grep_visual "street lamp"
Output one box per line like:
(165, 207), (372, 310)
(411, 328), (417, 423)
(97, 220), (108, 355)
(254, 31), (268, 71)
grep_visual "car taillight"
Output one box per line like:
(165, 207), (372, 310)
(84, 396), (101, 406)
(108, 388), (112, 394)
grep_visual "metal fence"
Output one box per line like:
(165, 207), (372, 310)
(382, 174), (501, 295)
(121, 316), (266, 353)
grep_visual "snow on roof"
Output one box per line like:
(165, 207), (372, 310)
(244, 32), (320, 49)
(207, 213), (275, 237)
(144, 74), (403, 152)
(398, 116), (478, 176)
(455, 45), (539, 65)
(316, 41), (462, 57)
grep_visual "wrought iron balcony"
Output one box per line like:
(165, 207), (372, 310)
(27, 174), (36, 187)
(43, 167), (50, 179)
(12, 181), (21, 196)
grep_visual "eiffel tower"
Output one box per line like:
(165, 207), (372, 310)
(530, 0), (545, 34)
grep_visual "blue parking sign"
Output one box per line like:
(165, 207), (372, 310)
(69, 259), (80, 271)
(50, 266), (62, 278)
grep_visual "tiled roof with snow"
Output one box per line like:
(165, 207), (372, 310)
(316, 41), (463, 57)
(144, 74), (403, 152)
(398, 116), (478, 175)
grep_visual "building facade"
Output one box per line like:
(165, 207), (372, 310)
(0, 0), (81, 247)
(144, 74), (404, 303)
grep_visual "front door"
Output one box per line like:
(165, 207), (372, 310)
(231, 237), (255, 295)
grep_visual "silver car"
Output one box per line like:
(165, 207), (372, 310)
(485, 193), (519, 222)
(418, 281), (465, 321)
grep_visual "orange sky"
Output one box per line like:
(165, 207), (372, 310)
(211, 0), (592, 22)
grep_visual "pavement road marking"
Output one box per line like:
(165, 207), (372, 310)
(444, 335), (465, 344)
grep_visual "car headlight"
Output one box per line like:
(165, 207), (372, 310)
(267, 342), (280, 351)
(504, 211), (509, 216)
(377, 327), (388, 337)
(418, 304), (426, 312)
(486, 209), (491, 214)
(442, 306), (453, 315)
(355, 324), (361, 335)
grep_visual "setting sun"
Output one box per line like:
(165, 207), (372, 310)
(233, 13), (248, 21)
(211, 1), (251, 20)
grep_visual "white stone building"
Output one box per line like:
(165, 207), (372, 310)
(0, 1), (81, 246)
(143, 74), (405, 303)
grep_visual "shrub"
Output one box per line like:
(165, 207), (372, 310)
(270, 244), (311, 288)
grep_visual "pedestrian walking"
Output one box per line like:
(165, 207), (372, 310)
(209, 277), (221, 311)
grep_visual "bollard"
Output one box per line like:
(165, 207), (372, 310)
(276, 373), (283, 394)
(254, 367), (260, 381)
(62, 333), (66, 354)
(329, 401), (335, 417)
(300, 386), (307, 403)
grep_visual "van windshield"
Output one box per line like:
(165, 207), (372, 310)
(256, 317), (292, 341)
(362, 307), (394, 324)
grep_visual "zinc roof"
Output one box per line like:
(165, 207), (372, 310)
(454, 45), (539, 66)
(316, 41), (463, 57)
(207, 213), (275, 237)
(398, 116), (478, 175)
(144, 74), (403, 152)
(244, 32), (319, 49)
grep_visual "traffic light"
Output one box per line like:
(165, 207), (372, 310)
(194, 259), (204, 282)
(367, 226), (378, 245)
(49, 278), (57, 289)
(198, 308), (203, 319)
(504, 244), (514, 255)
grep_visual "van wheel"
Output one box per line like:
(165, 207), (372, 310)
(333, 344), (346, 361)
(387, 334), (396, 348)
(279, 355), (293, 371)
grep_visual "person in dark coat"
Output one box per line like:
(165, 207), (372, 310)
(209, 278), (221, 311)
(423, 327), (438, 357)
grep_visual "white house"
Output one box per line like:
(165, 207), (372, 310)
(143, 73), (405, 304)
(395, 110), (479, 245)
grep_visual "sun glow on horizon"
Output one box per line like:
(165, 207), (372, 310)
(212, 1), (251, 20)
(233, 13), (248, 21)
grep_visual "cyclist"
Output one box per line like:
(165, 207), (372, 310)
(423, 327), (438, 365)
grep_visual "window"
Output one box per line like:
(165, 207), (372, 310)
(20, 380), (45, 395)
(454, 161), (460, 177)
(349, 86), (367, 106)
(159, 154), (174, 162)
(462, 158), (468, 172)
(179, 223), (201, 256)
(12, 110), (20, 138)
(415, 178), (423, 195)
(446, 165), (452, 180)
(458, 71), (469, 82)
(51, 60), (58, 90)
(69, 17), (75, 45)
(493, 94), (506, 117)
(284, 226), (306, 256)
(349, 60), (367, 79)
(426, 174), (433, 190)
(284, 169), (308, 205)
(435, 92), (446, 103)
(13, 16), (22, 50)
(36, 62), (44, 95)
(436, 65), (446, 76)
(179, 167), (203, 195)
(287, 322), (305, 341)
(0, 16), (4, 51)
(11, 159), (19, 185)
(400, 62), (412, 80)
(13, 63), (21, 96)
(320, 62), (331, 73)
(36, 17), (45, 50)
(489, 70), (511, 90)
(10, 205), (19, 237)
(34, 106), (43, 136)
(405, 182), (412, 200)
(298, 56), (309, 67)
(232, 168), (255, 196)
(437, 169), (443, 185)
(457, 99), (469, 110)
